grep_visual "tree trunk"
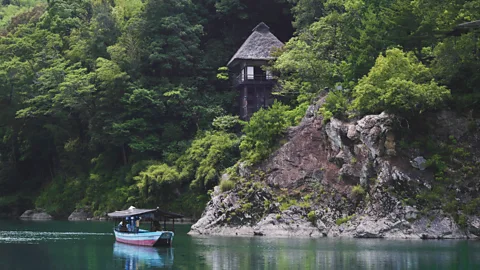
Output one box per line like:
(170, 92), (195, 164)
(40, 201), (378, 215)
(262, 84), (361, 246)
(8, 83), (13, 105)
(122, 144), (127, 165)
(11, 133), (16, 169)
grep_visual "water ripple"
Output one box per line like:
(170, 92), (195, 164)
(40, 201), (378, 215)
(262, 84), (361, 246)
(0, 231), (111, 244)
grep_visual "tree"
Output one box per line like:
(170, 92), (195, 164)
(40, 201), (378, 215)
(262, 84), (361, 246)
(177, 131), (240, 191)
(430, 33), (480, 110)
(273, 1), (353, 103)
(289, 0), (325, 30)
(240, 102), (298, 164)
(351, 48), (450, 115)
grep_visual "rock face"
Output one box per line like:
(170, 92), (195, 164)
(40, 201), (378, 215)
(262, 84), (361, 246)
(68, 208), (93, 221)
(20, 209), (53, 220)
(253, 207), (324, 237)
(189, 104), (480, 239)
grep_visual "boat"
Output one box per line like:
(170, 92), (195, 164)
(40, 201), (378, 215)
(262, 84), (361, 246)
(107, 206), (183, 247)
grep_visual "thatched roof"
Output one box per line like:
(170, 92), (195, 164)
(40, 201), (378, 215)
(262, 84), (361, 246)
(107, 206), (183, 219)
(227, 22), (284, 67)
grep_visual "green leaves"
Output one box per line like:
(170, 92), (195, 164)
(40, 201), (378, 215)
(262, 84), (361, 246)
(319, 90), (348, 123)
(273, 4), (352, 103)
(134, 164), (181, 199)
(177, 131), (240, 190)
(212, 115), (244, 132)
(55, 64), (95, 109)
(142, 0), (203, 78)
(240, 102), (299, 164)
(351, 48), (450, 115)
(216, 66), (229, 81)
(430, 33), (480, 109)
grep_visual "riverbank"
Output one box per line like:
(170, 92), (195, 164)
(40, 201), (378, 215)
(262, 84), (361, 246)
(15, 208), (197, 224)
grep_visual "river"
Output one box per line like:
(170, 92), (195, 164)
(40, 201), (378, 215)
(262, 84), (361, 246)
(0, 219), (479, 269)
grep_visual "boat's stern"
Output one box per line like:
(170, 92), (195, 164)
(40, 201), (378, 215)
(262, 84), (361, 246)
(154, 231), (174, 246)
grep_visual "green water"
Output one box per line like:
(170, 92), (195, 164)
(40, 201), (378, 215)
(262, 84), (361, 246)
(0, 220), (480, 269)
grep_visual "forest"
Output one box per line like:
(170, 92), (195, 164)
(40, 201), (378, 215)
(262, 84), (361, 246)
(0, 0), (478, 218)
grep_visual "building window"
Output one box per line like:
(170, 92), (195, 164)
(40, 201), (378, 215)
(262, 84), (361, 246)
(266, 70), (273, 80)
(241, 68), (245, 82)
(247, 66), (254, 80)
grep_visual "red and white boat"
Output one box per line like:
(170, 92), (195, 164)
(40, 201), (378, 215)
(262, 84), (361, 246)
(107, 206), (183, 247)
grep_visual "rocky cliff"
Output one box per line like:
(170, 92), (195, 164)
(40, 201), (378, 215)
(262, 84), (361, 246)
(189, 102), (480, 239)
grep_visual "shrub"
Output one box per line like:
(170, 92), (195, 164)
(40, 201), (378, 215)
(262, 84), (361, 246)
(426, 154), (447, 173)
(219, 179), (235, 192)
(463, 198), (480, 215)
(240, 101), (298, 164)
(240, 202), (253, 212)
(212, 115), (245, 132)
(351, 48), (450, 116)
(319, 91), (348, 123)
(335, 214), (355, 226)
(263, 200), (271, 210)
(176, 131), (240, 190)
(307, 211), (316, 223)
(280, 199), (298, 211)
(303, 194), (312, 201)
(351, 185), (365, 197)
(298, 201), (311, 209)
(458, 214), (467, 228)
(443, 200), (458, 214)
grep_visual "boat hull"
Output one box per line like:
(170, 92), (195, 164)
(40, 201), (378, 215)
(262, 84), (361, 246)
(113, 230), (174, 247)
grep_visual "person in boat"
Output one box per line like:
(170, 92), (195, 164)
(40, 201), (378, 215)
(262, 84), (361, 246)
(151, 220), (161, 231)
(117, 220), (128, 232)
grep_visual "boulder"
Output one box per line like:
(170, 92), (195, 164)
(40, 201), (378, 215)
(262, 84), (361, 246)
(20, 209), (53, 220)
(354, 219), (389, 238)
(404, 206), (419, 220)
(188, 192), (234, 235)
(68, 208), (93, 221)
(356, 112), (394, 158)
(412, 214), (466, 239)
(410, 156), (427, 171)
(238, 162), (251, 178)
(467, 216), (480, 237)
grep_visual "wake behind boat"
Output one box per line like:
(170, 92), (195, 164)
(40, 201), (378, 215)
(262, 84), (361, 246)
(107, 206), (183, 247)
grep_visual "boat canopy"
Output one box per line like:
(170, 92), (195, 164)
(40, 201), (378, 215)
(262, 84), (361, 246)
(107, 206), (183, 219)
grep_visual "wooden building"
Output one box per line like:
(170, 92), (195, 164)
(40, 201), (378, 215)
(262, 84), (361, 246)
(227, 22), (284, 120)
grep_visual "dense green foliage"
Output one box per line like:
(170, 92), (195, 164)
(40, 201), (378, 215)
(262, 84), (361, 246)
(177, 130), (240, 191)
(351, 48), (450, 115)
(1, 0), (479, 218)
(274, 0), (480, 120)
(240, 101), (304, 164)
(0, 0), (293, 216)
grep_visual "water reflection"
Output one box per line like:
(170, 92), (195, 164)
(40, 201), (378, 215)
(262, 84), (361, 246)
(1, 220), (480, 270)
(191, 236), (480, 270)
(113, 242), (174, 269)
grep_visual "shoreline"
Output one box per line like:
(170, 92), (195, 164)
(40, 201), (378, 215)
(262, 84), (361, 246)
(9, 217), (197, 224)
(187, 229), (480, 240)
